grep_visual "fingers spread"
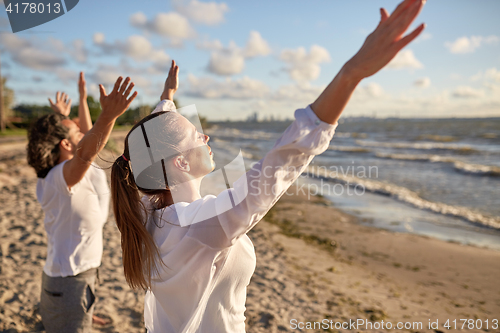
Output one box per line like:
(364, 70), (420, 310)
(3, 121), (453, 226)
(56, 91), (61, 101)
(388, 0), (416, 25)
(124, 82), (135, 97)
(388, 0), (424, 40)
(126, 91), (139, 104)
(48, 98), (54, 106)
(396, 23), (426, 49)
(377, 8), (390, 29)
(119, 77), (131, 94)
(113, 77), (123, 93)
(67, 98), (72, 107)
(381, 8), (390, 22)
(99, 84), (107, 98)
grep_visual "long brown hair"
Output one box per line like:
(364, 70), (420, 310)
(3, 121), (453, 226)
(111, 111), (177, 290)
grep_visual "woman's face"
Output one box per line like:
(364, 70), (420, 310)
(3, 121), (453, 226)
(175, 115), (214, 178)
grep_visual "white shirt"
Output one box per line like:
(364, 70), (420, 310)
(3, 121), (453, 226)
(36, 160), (110, 277)
(143, 105), (338, 333)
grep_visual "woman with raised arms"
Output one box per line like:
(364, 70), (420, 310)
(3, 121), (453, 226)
(111, 1), (426, 332)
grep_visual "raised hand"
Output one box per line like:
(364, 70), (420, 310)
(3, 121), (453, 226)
(310, 0), (426, 125)
(99, 77), (138, 120)
(48, 91), (72, 117)
(78, 72), (87, 99)
(78, 71), (92, 133)
(160, 60), (179, 101)
(346, 0), (426, 80)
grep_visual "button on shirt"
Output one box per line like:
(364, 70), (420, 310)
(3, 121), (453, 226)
(36, 161), (110, 277)
(143, 105), (338, 333)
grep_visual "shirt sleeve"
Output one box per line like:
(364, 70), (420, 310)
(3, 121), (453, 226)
(187, 105), (337, 248)
(50, 160), (77, 195)
(152, 100), (177, 114)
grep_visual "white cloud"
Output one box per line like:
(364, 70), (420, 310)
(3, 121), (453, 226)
(280, 45), (330, 82)
(386, 50), (423, 70)
(208, 50), (245, 75)
(452, 86), (485, 98)
(196, 38), (224, 51)
(130, 12), (147, 27)
(204, 31), (271, 75)
(92, 33), (170, 71)
(71, 39), (88, 64)
(14, 47), (65, 70)
(0, 34), (67, 70)
(54, 68), (78, 84)
(88, 64), (151, 90)
(93, 32), (105, 44)
(124, 35), (155, 60)
(271, 82), (324, 103)
(484, 82), (500, 93)
(89, 65), (123, 86)
(418, 32), (432, 41)
(186, 74), (269, 99)
(47, 37), (65, 53)
(485, 68), (500, 82)
(445, 35), (499, 54)
(243, 31), (271, 58)
(174, 0), (229, 25)
(17, 88), (56, 97)
(469, 68), (500, 84)
(414, 77), (431, 88)
(352, 82), (385, 101)
(130, 12), (196, 44)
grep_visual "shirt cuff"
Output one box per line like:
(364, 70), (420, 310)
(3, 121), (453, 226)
(304, 104), (338, 132)
(152, 100), (177, 114)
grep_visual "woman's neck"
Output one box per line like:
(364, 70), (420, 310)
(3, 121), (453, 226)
(169, 178), (202, 204)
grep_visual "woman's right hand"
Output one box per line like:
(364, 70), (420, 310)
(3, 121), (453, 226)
(99, 77), (138, 120)
(345, 0), (426, 81)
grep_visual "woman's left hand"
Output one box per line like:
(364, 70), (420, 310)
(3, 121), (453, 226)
(161, 60), (179, 101)
(345, 0), (426, 81)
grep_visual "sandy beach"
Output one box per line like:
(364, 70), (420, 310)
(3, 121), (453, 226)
(1, 134), (499, 333)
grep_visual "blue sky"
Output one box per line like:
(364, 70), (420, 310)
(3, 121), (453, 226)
(1, 0), (499, 120)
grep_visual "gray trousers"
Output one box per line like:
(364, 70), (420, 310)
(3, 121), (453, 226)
(40, 268), (97, 333)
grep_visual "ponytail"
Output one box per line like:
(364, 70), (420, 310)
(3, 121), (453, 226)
(111, 111), (177, 290)
(111, 154), (162, 290)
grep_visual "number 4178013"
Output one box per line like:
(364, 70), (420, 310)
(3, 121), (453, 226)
(6, 2), (61, 14)
(444, 319), (498, 330)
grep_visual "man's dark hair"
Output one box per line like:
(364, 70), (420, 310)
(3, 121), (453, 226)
(27, 113), (69, 178)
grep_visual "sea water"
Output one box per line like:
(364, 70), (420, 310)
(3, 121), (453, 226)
(202, 117), (500, 250)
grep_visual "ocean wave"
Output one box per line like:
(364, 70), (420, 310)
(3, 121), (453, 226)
(417, 134), (457, 142)
(453, 161), (500, 177)
(208, 128), (278, 141)
(356, 140), (477, 153)
(305, 166), (500, 229)
(328, 145), (371, 153)
(375, 153), (500, 177)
